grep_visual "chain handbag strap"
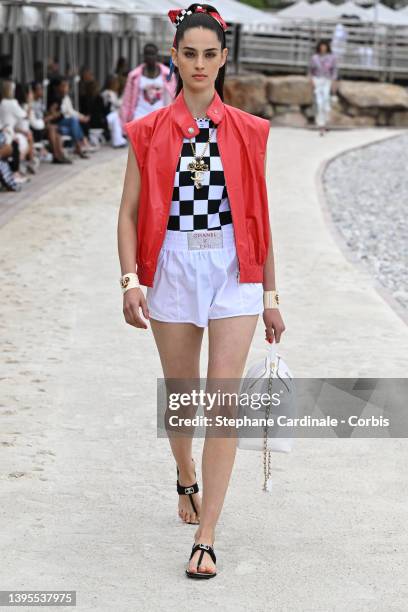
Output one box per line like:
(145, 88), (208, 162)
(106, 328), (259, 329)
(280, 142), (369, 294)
(263, 352), (280, 492)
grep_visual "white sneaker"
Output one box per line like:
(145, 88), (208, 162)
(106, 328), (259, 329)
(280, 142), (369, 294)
(83, 144), (99, 153)
(14, 174), (30, 184)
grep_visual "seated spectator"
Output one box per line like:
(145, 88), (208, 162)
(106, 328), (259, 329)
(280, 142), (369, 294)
(80, 79), (108, 137)
(101, 75), (127, 148)
(16, 82), (46, 162)
(78, 67), (94, 100)
(0, 80), (37, 174)
(47, 77), (90, 159)
(31, 81), (72, 164)
(0, 127), (23, 190)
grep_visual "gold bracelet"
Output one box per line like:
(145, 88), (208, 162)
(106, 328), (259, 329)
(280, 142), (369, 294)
(120, 272), (140, 294)
(263, 290), (279, 309)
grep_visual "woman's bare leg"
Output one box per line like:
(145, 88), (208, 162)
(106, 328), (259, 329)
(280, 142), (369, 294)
(26, 130), (34, 161)
(188, 314), (259, 574)
(47, 125), (65, 159)
(149, 318), (205, 524)
(0, 143), (12, 160)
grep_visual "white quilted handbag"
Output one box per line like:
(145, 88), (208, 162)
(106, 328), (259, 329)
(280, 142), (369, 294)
(238, 342), (296, 492)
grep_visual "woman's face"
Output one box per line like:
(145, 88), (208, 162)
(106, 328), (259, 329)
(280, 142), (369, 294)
(82, 69), (93, 82)
(34, 84), (43, 99)
(171, 26), (228, 91)
(319, 43), (328, 54)
(58, 81), (69, 96)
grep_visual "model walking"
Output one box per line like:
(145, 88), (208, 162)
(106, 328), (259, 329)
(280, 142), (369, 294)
(308, 39), (338, 136)
(117, 3), (285, 579)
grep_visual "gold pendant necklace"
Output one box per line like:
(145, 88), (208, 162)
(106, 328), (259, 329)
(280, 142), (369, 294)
(187, 124), (216, 190)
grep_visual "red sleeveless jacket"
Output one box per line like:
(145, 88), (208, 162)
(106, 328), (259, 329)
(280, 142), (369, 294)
(125, 89), (270, 287)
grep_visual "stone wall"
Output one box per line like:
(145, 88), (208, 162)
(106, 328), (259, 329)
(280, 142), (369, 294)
(223, 73), (408, 127)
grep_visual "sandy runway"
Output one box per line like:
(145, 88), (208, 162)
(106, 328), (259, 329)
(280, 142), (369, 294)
(1, 130), (407, 611)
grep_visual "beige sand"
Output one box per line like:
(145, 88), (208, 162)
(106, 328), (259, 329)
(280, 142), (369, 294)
(1, 127), (407, 611)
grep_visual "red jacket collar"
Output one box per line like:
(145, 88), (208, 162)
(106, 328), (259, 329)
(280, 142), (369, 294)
(171, 88), (225, 138)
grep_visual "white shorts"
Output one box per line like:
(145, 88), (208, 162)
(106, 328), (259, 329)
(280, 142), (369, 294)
(146, 224), (264, 328)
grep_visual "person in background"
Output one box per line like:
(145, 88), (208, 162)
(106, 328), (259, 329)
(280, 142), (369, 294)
(308, 39), (338, 136)
(15, 82), (45, 166)
(31, 81), (72, 164)
(115, 56), (129, 98)
(0, 127), (23, 190)
(119, 43), (177, 129)
(78, 66), (95, 134)
(79, 79), (108, 143)
(101, 74), (127, 148)
(0, 80), (37, 174)
(47, 58), (60, 81)
(47, 77), (90, 159)
(33, 61), (44, 84)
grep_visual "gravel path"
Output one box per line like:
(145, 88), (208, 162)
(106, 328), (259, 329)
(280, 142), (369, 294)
(322, 132), (408, 311)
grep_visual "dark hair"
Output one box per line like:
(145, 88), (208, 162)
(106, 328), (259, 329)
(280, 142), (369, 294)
(15, 82), (29, 106)
(316, 39), (331, 54)
(144, 43), (158, 55)
(0, 54), (13, 79)
(84, 79), (100, 98)
(47, 76), (67, 109)
(103, 74), (119, 91)
(115, 56), (128, 75)
(172, 3), (227, 101)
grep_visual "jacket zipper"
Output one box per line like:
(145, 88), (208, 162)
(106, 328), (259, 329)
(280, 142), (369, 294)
(217, 133), (241, 284)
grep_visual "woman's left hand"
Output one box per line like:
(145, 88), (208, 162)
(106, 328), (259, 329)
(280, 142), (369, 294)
(263, 309), (286, 344)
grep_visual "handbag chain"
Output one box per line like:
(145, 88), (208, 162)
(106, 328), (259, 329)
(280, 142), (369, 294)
(263, 355), (279, 491)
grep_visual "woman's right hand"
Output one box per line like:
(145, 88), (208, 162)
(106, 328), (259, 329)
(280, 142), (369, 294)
(123, 288), (150, 329)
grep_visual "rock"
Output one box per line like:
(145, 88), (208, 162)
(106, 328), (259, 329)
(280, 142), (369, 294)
(263, 103), (274, 119)
(377, 110), (392, 126)
(267, 75), (314, 105)
(303, 105), (315, 119)
(338, 80), (408, 109)
(389, 111), (408, 126)
(271, 112), (308, 127)
(224, 74), (268, 115)
(328, 109), (376, 127)
(274, 104), (301, 114)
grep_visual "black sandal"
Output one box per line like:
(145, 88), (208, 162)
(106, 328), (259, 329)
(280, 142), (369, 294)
(185, 543), (217, 579)
(176, 459), (200, 525)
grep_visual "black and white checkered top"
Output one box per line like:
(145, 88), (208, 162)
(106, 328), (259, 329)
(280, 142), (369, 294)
(167, 116), (233, 232)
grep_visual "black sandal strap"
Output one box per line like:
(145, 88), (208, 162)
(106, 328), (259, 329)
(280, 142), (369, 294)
(189, 543), (216, 565)
(188, 493), (198, 515)
(197, 550), (204, 570)
(177, 481), (199, 496)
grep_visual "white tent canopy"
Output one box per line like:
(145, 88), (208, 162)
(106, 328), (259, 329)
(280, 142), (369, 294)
(276, 0), (408, 25)
(1, 0), (281, 24)
(360, 3), (408, 25)
(312, 1), (342, 20)
(277, 0), (319, 20)
(7, 6), (44, 31)
(48, 8), (83, 31)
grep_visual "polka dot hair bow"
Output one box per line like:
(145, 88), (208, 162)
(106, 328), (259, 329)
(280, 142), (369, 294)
(166, 6), (228, 81)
